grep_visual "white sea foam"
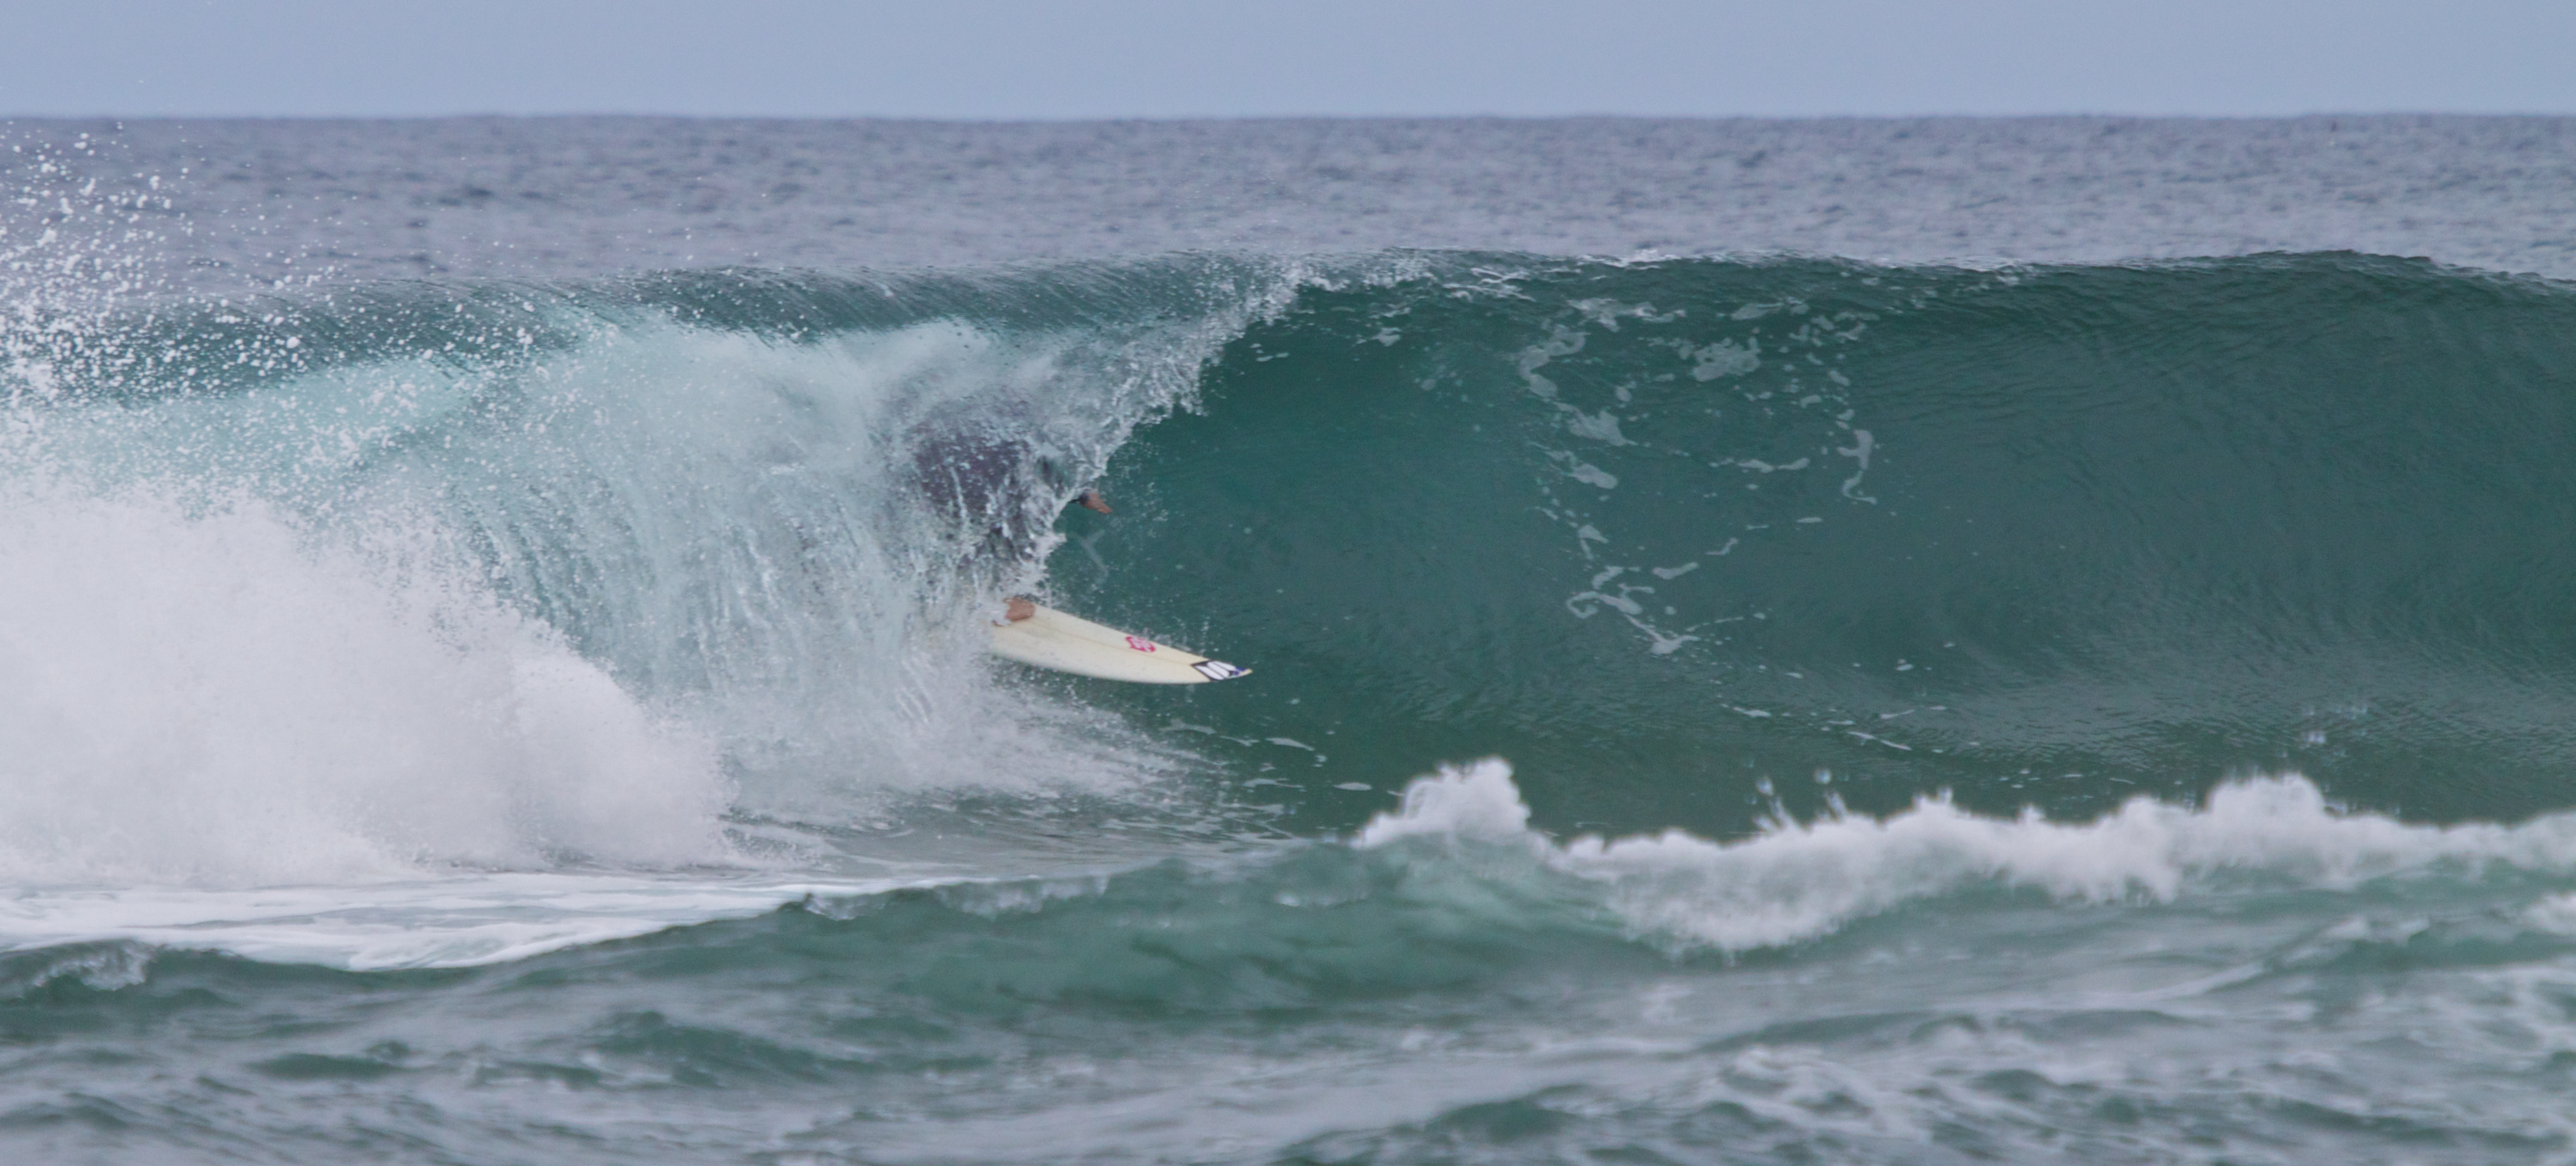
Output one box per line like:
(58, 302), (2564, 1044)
(8, 295), (1230, 807)
(1361, 759), (2576, 952)
(0, 482), (734, 886)
(0, 287), (1264, 943)
(0, 874), (906, 971)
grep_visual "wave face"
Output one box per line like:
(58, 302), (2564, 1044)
(11, 238), (2576, 1163)
(1054, 252), (2576, 834)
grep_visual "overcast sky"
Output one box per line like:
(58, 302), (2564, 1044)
(5, 0), (2572, 120)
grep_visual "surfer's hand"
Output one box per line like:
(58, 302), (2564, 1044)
(1005, 596), (1037, 622)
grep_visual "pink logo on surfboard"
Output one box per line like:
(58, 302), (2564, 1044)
(1125, 635), (1157, 653)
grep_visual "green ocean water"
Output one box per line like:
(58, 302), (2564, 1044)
(1065, 253), (2576, 834)
(12, 152), (2576, 1159)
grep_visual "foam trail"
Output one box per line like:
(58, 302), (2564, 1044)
(1363, 759), (2576, 952)
(0, 875), (929, 970)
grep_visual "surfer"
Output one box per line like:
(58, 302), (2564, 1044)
(913, 427), (1112, 563)
(1002, 491), (1107, 622)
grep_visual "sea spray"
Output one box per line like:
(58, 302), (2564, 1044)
(0, 480), (732, 884)
(1, 260), (1326, 837)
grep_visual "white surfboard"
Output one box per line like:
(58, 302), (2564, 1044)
(987, 602), (1251, 684)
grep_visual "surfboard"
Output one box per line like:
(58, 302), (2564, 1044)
(987, 602), (1251, 684)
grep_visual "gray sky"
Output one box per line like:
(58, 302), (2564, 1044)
(5, 0), (2572, 120)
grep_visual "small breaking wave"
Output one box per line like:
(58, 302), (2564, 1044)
(1363, 759), (2576, 953)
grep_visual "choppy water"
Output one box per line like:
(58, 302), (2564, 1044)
(7, 116), (2576, 1164)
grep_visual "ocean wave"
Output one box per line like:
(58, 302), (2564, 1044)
(9, 248), (2576, 893)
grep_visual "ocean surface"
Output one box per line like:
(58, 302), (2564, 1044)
(6, 115), (2576, 1164)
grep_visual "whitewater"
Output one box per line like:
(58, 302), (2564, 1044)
(6, 116), (2576, 1164)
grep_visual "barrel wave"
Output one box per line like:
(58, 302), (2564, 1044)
(11, 248), (2576, 866)
(12, 243), (2576, 1162)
